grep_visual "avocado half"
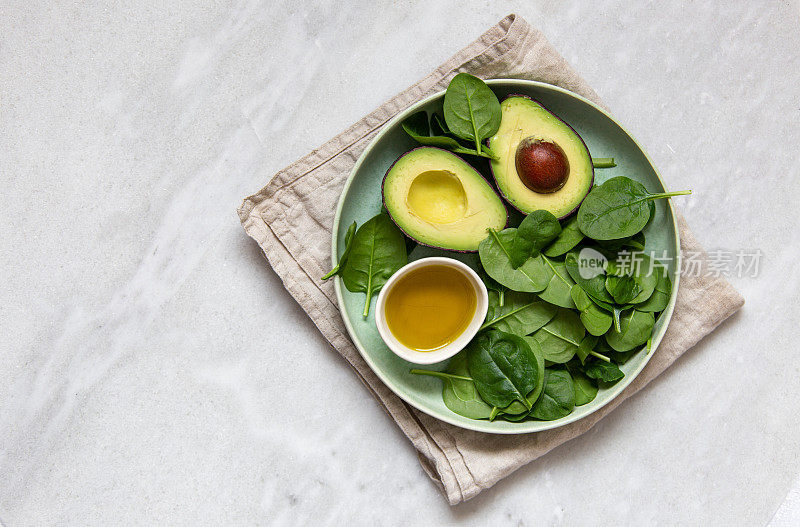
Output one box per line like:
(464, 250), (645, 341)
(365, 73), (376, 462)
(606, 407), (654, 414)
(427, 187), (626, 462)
(488, 95), (594, 219)
(382, 147), (507, 252)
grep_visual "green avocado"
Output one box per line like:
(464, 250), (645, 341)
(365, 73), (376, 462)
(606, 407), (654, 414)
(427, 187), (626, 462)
(382, 147), (507, 252)
(488, 96), (594, 219)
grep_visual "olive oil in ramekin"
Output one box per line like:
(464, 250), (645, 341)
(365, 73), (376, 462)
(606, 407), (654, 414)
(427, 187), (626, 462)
(384, 265), (477, 352)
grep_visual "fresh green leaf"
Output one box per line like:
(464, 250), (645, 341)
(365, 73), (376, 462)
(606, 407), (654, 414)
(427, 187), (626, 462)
(598, 231), (646, 252)
(443, 73), (502, 153)
(571, 369), (599, 406)
(605, 252), (658, 304)
(539, 257), (577, 309)
(401, 111), (492, 158)
(576, 334), (599, 363)
(508, 210), (562, 268)
(408, 369), (473, 383)
(628, 254), (658, 303)
(582, 359), (625, 383)
(571, 286), (613, 336)
(529, 369), (575, 420)
(481, 290), (557, 336)
(478, 229), (553, 293)
(564, 250), (615, 304)
(605, 310), (655, 352)
(466, 329), (541, 410)
(635, 266), (672, 312)
(605, 273), (642, 304)
(430, 112), (450, 136)
(410, 355), (492, 419)
(321, 221), (357, 280)
(492, 337), (547, 419)
(401, 111), (431, 138)
(341, 213), (407, 317)
(592, 338), (634, 364)
(528, 308), (585, 364)
(500, 411), (531, 422)
(543, 216), (585, 257)
(577, 176), (691, 240)
(442, 354), (493, 419)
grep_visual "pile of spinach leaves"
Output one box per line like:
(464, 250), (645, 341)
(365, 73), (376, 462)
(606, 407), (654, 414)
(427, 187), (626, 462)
(411, 177), (689, 423)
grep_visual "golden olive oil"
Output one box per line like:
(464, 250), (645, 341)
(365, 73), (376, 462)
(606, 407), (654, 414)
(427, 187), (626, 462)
(384, 265), (477, 352)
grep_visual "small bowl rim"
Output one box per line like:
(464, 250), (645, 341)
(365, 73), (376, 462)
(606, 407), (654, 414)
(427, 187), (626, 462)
(374, 257), (489, 365)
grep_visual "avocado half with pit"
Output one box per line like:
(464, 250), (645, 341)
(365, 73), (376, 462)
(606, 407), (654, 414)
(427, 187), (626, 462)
(488, 95), (594, 219)
(382, 147), (507, 252)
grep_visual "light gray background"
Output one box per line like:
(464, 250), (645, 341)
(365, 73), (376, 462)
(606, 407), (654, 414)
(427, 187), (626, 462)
(2, 1), (799, 525)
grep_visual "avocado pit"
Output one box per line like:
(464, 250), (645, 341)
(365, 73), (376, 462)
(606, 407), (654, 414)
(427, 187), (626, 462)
(515, 137), (569, 194)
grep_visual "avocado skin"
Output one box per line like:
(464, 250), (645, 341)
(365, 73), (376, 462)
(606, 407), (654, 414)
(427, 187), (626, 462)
(381, 147), (508, 253)
(488, 94), (594, 219)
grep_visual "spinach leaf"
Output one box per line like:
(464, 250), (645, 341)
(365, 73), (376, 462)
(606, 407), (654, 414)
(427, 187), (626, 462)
(508, 210), (562, 268)
(528, 308), (585, 364)
(582, 359), (625, 383)
(605, 273), (642, 304)
(467, 329), (540, 410)
(500, 411), (531, 422)
(321, 221), (357, 280)
(410, 355), (492, 420)
(564, 250), (615, 304)
(441, 354), (493, 419)
(443, 73), (502, 155)
(571, 286), (613, 336)
(401, 111), (491, 158)
(479, 229), (553, 293)
(401, 112), (461, 150)
(538, 257), (577, 309)
(492, 337), (547, 419)
(341, 213), (407, 317)
(628, 255), (658, 303)
(575, 334), (613, 366)
(598, 231), (646, 252)
(608, 347), (639, 364)
(635, 266), (671, 312)
(576, 334), (598, 363)
(570, 368), (599, 406)
(408, 369), (472, 383)
(430, 112), (450, 136)
(529, 369), (575, 420)
(563, 250), (625, 331)
(606, 252), (658, 304)
(481, 291), (557, 336)
(543, 216), (585, 257)
(577, 176), (691, 240)
(591, 338), (634, 364)
(605, 310), (655, 352)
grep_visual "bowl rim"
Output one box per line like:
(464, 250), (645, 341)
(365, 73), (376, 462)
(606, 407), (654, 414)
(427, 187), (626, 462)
(374, 256), (490, 365)
(331, 79), (681, 434)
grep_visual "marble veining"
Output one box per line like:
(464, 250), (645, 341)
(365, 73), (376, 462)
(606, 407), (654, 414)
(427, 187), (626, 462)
(2, 1), (799, 525)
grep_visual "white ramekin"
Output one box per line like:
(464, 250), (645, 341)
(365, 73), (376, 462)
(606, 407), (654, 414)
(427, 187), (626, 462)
(374, 257), (489, 365)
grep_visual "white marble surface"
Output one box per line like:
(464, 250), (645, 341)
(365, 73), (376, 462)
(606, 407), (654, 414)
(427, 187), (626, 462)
(2, 1), (799, 525)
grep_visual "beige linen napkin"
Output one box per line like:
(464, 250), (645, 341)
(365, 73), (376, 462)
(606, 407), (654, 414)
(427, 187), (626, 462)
(238, 14), (744, 505)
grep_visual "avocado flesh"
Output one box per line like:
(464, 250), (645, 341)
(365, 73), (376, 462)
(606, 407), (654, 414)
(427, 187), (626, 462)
(489, 96), (594, 219)
(382, 147), (507, 252)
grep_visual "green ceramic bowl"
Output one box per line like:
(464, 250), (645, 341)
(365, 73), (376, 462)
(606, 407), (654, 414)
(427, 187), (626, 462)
(332, 79), (680, 434)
